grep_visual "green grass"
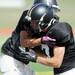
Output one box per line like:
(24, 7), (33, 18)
(36, 71), (53, 75)
(30, 62), (53, 72)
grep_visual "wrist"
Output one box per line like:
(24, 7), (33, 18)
(41, 36), (49, 44)
(30, 38), (41, 46)
(29, 49), (37, 62)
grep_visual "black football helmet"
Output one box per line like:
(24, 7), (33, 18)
(33, 0), (60, 12)
(25, 3), (57, 32)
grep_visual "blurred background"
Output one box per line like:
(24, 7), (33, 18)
(0, 0), (75, 75)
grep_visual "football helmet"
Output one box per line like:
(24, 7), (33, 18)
(25, 3), (57, 32)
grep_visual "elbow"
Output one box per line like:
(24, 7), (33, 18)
(52, 59), (62, 68)
(53, 62), (62, 68)
(50, 57), (63, 68)
(47, 59), (62, 68)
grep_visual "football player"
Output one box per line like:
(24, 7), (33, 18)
(20, 3), (75, 75)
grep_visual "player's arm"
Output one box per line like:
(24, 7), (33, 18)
(22, 46), (65, 68)
(36, 46), (65, 68)
(20, 32), (65, 68)
(36, 23), (71, 68)
(20, 31), (31, 46)
(20, 31), (42, 48)
(20, 30), (65, 68)
(31, 23), (71, 68)
(20, 31), (56, 48)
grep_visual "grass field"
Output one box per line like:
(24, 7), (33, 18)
(0, 0), (75, 75)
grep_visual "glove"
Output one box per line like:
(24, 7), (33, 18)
(41, 36), (56, 47)
(20, 49), (37, 62)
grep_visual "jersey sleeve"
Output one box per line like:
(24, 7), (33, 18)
(48, 22), (73, 46)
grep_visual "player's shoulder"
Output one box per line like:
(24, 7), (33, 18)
(52, 21), (72, 32)
(49, 22), (72, 44)
(49, 21), (72, 39)
(55, 21), (72, 29)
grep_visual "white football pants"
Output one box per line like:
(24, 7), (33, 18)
(0, 54), (35, 75)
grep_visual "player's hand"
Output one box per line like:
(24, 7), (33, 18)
(21, 49), (37, 62)
(22, 39), (34, 48)
(23, 38), (41, 48)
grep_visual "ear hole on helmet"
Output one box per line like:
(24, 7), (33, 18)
(25, 15), (31, 22)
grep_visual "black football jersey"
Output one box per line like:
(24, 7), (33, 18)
(29, 21), (75, 74)
(45, 22), (75, 74)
